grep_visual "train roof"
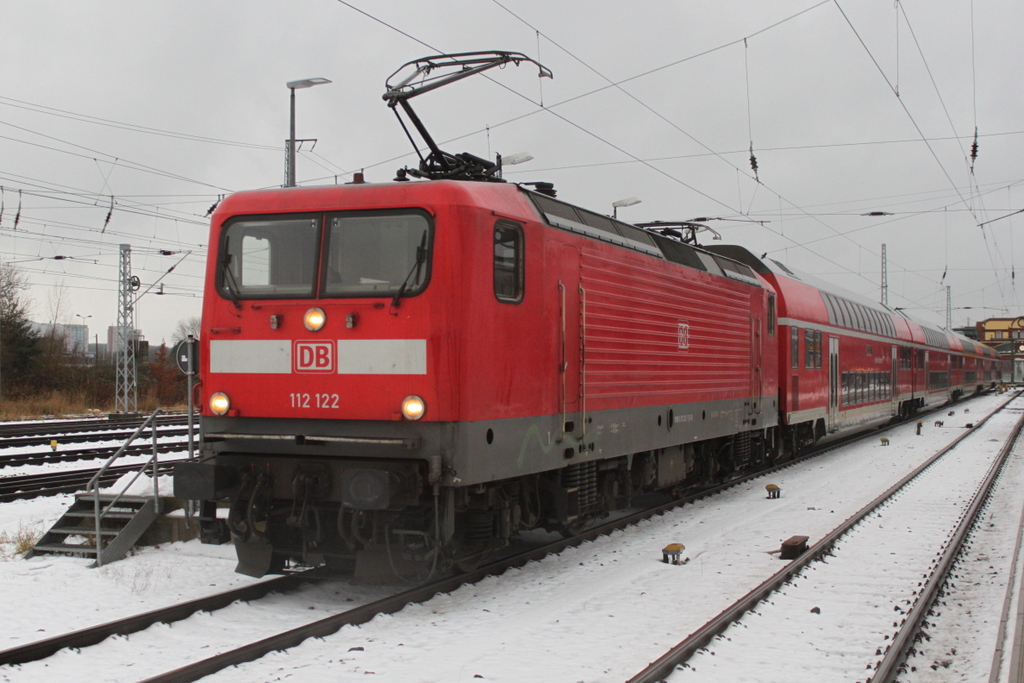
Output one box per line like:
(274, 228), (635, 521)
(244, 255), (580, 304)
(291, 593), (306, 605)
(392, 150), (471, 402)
(704, 245), (995, 358)
(214, 179), (770, 292)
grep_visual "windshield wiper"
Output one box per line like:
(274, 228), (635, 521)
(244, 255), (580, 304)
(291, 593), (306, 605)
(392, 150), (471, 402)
(390, 233), (428, 310)
(221, 255), (243, 309)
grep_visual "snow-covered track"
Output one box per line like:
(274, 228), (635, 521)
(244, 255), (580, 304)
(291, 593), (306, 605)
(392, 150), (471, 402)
(0, 414), (187, 444)
(0, 570), (314, 666)
(0, 461), (178, 502)
(0, 435), (189, 469)
(0, 423), (188, 452)
(628, 392), (1024, 683)
(127, 406), (975, 683)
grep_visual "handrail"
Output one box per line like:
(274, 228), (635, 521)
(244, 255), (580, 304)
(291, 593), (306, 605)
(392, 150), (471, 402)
(87, 408), (162, 566)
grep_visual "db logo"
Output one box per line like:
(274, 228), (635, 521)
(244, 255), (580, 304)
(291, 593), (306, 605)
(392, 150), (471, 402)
(294, 341), (335, 373)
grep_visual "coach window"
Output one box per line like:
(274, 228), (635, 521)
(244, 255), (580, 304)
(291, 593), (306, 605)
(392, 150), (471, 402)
(767, 295), (776, 336)
(791, 327), (799, 369)
(805, 330), (821, 370)
(494, 221), (524, 303)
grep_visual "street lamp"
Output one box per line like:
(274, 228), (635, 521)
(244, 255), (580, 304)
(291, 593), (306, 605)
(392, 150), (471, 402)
(75, 314), (92, 358)
(286, 77), (332, 187)
(612, 197), (641, 219)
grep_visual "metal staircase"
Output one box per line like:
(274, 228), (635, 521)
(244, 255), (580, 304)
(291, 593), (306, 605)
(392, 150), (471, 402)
(27, 409), (169, 567)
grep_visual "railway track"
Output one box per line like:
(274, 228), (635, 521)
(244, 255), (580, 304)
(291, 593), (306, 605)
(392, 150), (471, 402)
(0, 461), (181, 502)
(0, 395), (1001, 681)
(627, 394), (1024, 683)
(0, 433), (190, 470)
(0, 413), (186, 440)
(0, 570), (320, 666)
(0, 413), (869, 680)
(0, 422), (189, 451)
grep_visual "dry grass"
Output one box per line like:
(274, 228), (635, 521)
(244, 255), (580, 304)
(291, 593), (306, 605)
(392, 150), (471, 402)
(0, 392), (106, 421)
(0, 393), (188, 421)
(0, 523), (44, 560)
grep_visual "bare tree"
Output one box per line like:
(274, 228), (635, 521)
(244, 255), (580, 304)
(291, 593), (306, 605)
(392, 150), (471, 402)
(0, 262), (32, 323)
(46, 279), (71, 327)
(0, 261), (40, 396)
(171, 316), (202, 346)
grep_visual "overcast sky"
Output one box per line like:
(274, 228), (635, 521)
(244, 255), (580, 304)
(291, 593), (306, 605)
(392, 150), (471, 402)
(2, 0), (1022, 345)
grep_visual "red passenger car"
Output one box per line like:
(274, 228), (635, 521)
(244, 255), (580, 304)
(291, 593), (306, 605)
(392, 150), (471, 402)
(706, 246), (996, 449)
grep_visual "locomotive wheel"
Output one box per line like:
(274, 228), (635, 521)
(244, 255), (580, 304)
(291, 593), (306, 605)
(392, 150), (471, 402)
(453, 550), (491, 573)
(557, 517), (594, 538)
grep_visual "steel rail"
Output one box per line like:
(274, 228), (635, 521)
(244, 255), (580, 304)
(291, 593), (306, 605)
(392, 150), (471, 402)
(0, 571), (314, 666)
(133, 400), (991, 683)
(991, 462), (1024, 683)
(0, 396), (990, 677)
(0, 461), (178, 502)
(625, 391), (1020, 683)
(0, 414), (187, 442)
(0, 436), (189, 469)
(0, 425), (189, 451)
(872, 404), (1024, 681)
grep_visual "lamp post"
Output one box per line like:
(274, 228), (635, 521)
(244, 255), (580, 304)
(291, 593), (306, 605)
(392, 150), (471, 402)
(286, 77), (332, 187)
(612, 197), (641, 219)
(75, 314), (92, 357)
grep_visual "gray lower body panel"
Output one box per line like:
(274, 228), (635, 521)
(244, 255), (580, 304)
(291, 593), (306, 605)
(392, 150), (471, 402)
(201, 394), (777, 488)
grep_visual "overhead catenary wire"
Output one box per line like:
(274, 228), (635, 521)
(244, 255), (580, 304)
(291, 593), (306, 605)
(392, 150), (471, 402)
(744, 38), (759, 184)
(485, 0), (968, 306)
(832, 0), (978, 224)
(332, 0), (1013, 323)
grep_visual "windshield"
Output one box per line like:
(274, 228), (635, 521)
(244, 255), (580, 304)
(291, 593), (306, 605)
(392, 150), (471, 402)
(221, 216), (319, 299)
(218, 210), (431, 301)
(322, 212), (430, 297)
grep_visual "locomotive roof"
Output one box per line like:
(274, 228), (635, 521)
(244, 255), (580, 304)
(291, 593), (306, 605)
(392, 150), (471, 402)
(215, 179), (769, 292)
(521, 188), (766, 290)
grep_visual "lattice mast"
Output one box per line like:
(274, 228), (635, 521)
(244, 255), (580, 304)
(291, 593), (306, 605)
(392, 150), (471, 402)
(881, 243), (888, 307)
(946, 286), (952, 329)
(115, 243), (137, 414)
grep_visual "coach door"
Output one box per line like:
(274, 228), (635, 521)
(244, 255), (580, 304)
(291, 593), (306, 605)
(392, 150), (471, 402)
(559, 245), (583, 441)
(749, 313), (763, 416)
(828, 337), (839, 432)
(891, 346), (899, 415)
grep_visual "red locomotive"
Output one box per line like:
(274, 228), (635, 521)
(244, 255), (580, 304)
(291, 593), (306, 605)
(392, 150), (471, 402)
(174, 52), (997, 578)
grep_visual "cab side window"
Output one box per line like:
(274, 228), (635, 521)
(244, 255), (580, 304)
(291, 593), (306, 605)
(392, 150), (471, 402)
(494, 221), (524, 303)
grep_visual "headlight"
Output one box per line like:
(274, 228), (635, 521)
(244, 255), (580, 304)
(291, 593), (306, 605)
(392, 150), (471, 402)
(304, 307), (326, 331)
(401, 395), (426, 420)
(210, 392), (231, 415)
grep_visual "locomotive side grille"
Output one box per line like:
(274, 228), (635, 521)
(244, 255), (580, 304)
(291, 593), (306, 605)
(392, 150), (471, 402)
(733, 431), (752, 467)
(562, 461), (599, 513)
(578, 247), (755, 400)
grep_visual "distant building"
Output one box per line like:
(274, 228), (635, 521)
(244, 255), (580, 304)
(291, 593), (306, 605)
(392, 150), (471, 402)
(975, 317), (1024, 346)
(27, 322), (89, 354)
(107, 325), (143, 351)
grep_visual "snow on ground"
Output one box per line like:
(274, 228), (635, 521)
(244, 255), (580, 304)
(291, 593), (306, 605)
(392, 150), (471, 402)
(901, 417), (1024, 682)
(204, 394), (1011, 683)
(0, 429), (190, 480)
(0, 571), (394, 683)
(0, 393), (1014, 683)
(0, 498), (269, 654)
(666, 399), (1024, 682)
